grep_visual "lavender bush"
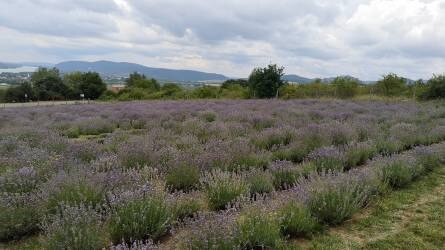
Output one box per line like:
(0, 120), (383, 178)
(42, 205), (106, 250)
(296, 171), (376, 225)
(278, 201), (321, 238)
(201, 169), (249, 211)
(109, 196), (172, 244)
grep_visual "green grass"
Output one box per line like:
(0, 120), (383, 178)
(300, 165), (445, 249)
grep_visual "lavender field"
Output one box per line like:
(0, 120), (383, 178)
(1, 99), (445, 249)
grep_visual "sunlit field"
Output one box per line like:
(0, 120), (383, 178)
(1, 99), (445, 249)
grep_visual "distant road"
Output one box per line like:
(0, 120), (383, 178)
(0, 100), (95, 108)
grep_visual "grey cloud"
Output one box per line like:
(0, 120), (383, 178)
(0, 0), (119, 37)
(0, 0), (444, 80)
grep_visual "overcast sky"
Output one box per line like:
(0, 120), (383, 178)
(1, 0), (445, 80)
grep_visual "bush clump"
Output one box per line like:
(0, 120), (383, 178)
(248, 171), (275, 196)
(76, 118), (115, 136)
(278, 202), (321, 238)
(309, 146), (346, 173)
(0, 203), (41, 242)
(376, 139), (402, 156)
(171, 196), (203, 221)
(344, 142), (377, 170)
(303, 173), (372, 225)
(415, 148), (441, 172)
(47, 181), (105, 214)
(165, 165), (200, 192)
(181, 212), (237, 250)
(381, 160), (421, 188)
(109, 196), (172, 244)
(272, 146), (309, 164)
(43, 205), (106, 250)
(235, 209), (283, 249)
(201, 169), (249, 211)
(270, 161), (304, 190)
(253, 130), (294, 150)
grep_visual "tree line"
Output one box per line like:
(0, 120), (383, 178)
(1, 65), (444, 103)
(0, 68), (106, 102)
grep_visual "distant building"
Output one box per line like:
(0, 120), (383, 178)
(108, 84), (126, 93)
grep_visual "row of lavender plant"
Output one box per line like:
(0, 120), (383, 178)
(0, 100), (444, 248)
(174, 142), (445, 249)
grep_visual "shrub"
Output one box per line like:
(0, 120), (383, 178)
(332, 76), (359, 99)
(235, 209), (283, 249)
(77, 118), (115, 136)
(389, 123), (418, 149)
(190, 86), (221, 99)
(272, 146), (309, 164)
(248, 171), (274, 196)
(376, 139), (402, 155)
(165, 165), (200, 192)
(109, 197), (172, 243)
(43, 205), (106, 250)
(344, 142), (377, 170)
(278, 202), (321, 238)
(64, 126), (80, 138)
(171, 196), (203, 221)
(422, 74), (445, 100)
(302, 173), (371, 225)
(185, 235), (236, 250)
(253, 129), (294, 150)
(231, 154), (269, 171)
(376, 73), (407, 96)
(309, 146), (345, 173)
(270, 161), (304, 190)
(201, 112), (217, 123)
(201, 169), (249, 211)
(110, 240), (159, 250)
(381, 160), (419, 188)
(47, 181), (105, 214)
(0, 167), (39, 194)
(0, 203), (40, 241)
(415, 148), (441, 172)
(181, 212), (237, 250)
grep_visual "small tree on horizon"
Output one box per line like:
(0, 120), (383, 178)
(332, 76), (359, 99)
(422, 74), (445, 99)
(376, 73), (406, 96)
(248, 64), (285, 98)
(125, 72), (160, 92)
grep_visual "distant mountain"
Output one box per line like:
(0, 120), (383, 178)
(55, 60), (228, 82)
(20, 62), (54, 68)
(283, 74), (313, 83)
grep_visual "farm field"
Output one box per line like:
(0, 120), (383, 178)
(1, 99), (445, 249)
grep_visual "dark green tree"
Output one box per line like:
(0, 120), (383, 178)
(221, 79), (249, 89)
(376, 73), (406, 96)
(63, 72), (84, 98)
(64, 72), (106, 99)
(248, 64), (285, 98)
(125, 72), (160, 92)
(4, 82), (35, 102)
(78, 72), (107, 99)
(33, 71), (68, 101)
(31, 67), (60, 83)
(422, 74), (445, 99)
